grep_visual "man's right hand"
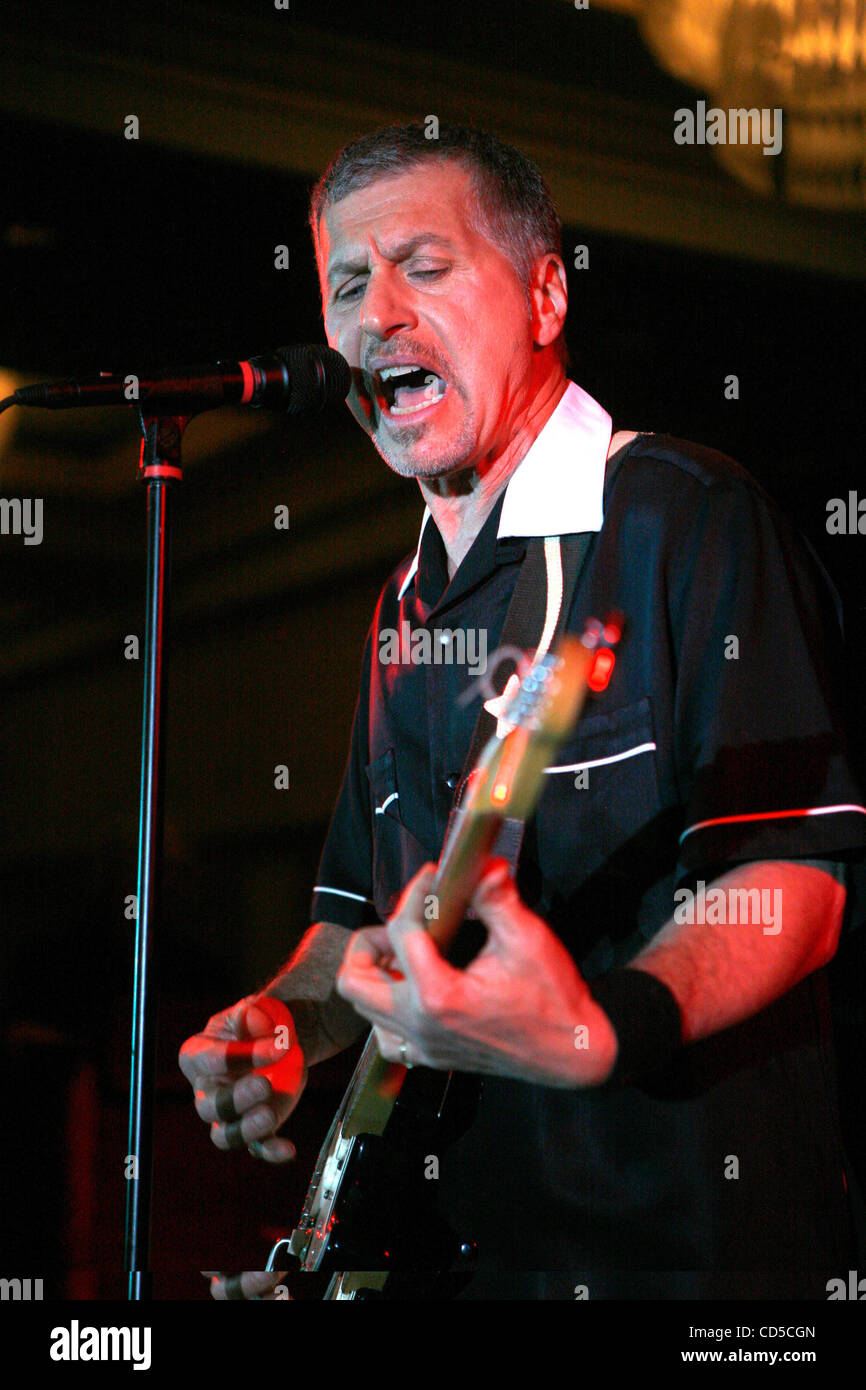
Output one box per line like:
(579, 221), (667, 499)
(179, 994), (307, 1163)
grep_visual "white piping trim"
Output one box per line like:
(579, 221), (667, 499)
(544, 741), (657, 774)
(313, 885), (375, 905)
(534, 536), (563, 662)
(679, 803), (866, 844)
(374, 791), (399, 816)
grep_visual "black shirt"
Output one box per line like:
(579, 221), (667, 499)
(310, 409), (866, 1297)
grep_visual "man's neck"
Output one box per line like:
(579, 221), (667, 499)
(418, 373), (568, 580)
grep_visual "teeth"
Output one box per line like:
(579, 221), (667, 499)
(380, 364), (424, 381)
(373, 362), (447, 417)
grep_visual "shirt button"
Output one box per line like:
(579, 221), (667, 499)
(445, 773), (460, 790)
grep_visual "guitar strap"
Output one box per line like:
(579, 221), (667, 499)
(444, 529), (596, 875)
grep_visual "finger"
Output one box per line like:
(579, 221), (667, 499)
(202, 994), (257, 1037)
(348, 993), (409, 1035)
(180, 1033), (288, 1082)
(386, 883), (462, 1012)
(342, 925), (396, 970)
(225, 999), (303, 1113)
(223, 1035), (292, 1070)
(388, 913), (458, 991)
(374, 1024), (414, 1065)
(336, 928), (400, 1016)
(180, 995), (293, 1082)
(243, 997), (290, 1035)
(387, 864), (438, 933)
(215, 1087), (240, 1123)
(195, 1071), (273, 1124)
(246, 1136), (297, 1164)
(257, 1033), (306, 1112)
(201, 1062), (305, 1148)
(208, 1270), (287, 1301)
(472, 856), (513, 903)
(210, 1102), (282, 1152)
(179, 1033), (223, 1086)
(348, 925), (405, 977)
(335, 868), (437, 1009)
(470, 857), (540, 944)
(179, 995), (254, 1084)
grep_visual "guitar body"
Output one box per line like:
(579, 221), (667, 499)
(267, 1037), (481, 1296)
(315, 1064), (480, 1279)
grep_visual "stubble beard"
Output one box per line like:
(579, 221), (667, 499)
(369, 397), (479, 481)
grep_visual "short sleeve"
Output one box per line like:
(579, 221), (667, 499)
(670, 477), (866, 877)
(309, 624), (379, 929)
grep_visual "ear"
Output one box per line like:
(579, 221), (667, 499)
(529, 253), (568, 351)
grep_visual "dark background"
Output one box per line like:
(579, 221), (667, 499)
(0, 0), (863, 1297)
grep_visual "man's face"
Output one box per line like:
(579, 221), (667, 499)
(317, 162), (541, 480)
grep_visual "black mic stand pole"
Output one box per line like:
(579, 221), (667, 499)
(125, 410), (191, 1301)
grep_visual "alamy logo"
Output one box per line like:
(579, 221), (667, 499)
(674, 101), (783, 156)
(0, 497), (43, 545)
(378, 620), (487, 676)
(50, 1320), (152, 1371)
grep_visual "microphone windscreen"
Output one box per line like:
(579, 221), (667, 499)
(276, 345), (351, 413)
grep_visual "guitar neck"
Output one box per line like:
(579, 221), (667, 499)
(426, 712), (579, 956)
(427, 800), (503, 955)
(343, 798), (505, 1135)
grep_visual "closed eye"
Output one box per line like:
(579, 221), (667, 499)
(335, 282), (364, 301)
(335, 266), (448, 302)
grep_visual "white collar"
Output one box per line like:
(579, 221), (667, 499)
(397, 380), (612, 601)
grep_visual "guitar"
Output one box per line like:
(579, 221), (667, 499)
(265, 616), (622, 1298)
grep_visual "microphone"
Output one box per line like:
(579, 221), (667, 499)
(9, 345), (351, 415)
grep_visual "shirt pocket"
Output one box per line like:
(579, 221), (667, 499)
(365, 748), (431, 920)
(534, 695), (662, 896)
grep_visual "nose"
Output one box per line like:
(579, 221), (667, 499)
(359, 268), (417, 340)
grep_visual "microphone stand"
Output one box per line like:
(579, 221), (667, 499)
(124, 409), (190, 1301)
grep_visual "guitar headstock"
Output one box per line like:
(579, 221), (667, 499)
(426, 613), (623, 953)
(467, 614), (623, 821)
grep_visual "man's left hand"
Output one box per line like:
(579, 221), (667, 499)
(336, 859), (617, 1087)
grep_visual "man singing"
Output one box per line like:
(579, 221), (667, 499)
(180, 124), (865, 1299)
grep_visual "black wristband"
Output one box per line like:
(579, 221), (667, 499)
(589, 967), (683, 1087)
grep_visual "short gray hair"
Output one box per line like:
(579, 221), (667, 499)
(310, 123), (569, 366)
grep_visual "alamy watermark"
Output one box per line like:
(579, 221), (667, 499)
(49, 1321), (151, 1370)
(826, 492), (865, 534)
(379, 621), (487, 676)
(0, 497), (43, 545)
(0, 1276), (43, 1299)
(827, 1271), (866, 1299)
(674, 881), (782, 935)
(674, 102), (783, 157)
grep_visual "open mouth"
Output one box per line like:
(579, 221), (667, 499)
(374, 363), (448, 417)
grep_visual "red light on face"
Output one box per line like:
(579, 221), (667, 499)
(587, 647), (615, 691)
